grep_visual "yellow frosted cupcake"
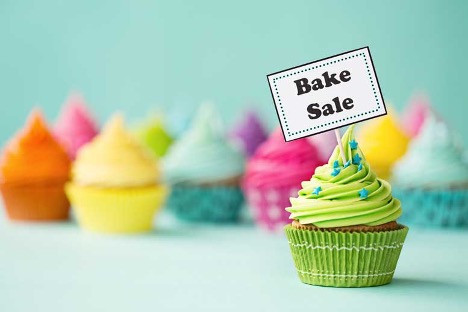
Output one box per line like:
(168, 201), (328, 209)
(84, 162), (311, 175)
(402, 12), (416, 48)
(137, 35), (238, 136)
(358, 111), (409, 180)
(66, 114), (167, 234)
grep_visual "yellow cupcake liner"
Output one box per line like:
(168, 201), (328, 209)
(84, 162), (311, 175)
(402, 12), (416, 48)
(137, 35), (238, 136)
(66, 183), (167, 234)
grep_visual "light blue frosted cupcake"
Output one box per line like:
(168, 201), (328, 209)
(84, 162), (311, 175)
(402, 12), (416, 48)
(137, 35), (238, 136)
(391, 113), (468, 227)
(163, 103), (245, 223)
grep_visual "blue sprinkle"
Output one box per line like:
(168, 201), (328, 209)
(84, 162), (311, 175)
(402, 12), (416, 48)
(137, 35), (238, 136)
(344, 160), (351, 168)
(312, 186), (322, 195)
(358, 188), (369, 199)
(333, 160), (339, 168)
(358, 163), (363, 171)
(349, 139), (358, 150)
(331, 168), (341, 177)
(352, 153), (362, 165)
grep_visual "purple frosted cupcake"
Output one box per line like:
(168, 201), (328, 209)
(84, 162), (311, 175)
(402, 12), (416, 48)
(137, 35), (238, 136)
(230, 110), (268, 157)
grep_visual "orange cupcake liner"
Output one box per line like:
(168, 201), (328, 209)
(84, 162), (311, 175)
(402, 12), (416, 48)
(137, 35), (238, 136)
(0, 181), (70, 221)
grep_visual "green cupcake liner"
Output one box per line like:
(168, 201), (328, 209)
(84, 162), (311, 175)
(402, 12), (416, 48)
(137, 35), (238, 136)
(284, 225), (409, 287)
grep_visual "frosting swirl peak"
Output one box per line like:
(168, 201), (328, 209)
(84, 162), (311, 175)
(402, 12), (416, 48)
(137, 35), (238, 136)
(286, 125), (402, 228)
(54, 93), (99, 159)
(133, 115), (173, 158)
(72, 114), (159, 187)
(0, 110), (71, 184)
(230, 110), (268, 157)
(392, 113), (468, 187)
(163, 103), (245, 184)
(244, 128), (324, 189)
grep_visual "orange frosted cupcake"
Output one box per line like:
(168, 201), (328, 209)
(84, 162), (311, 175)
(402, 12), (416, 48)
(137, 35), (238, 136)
(0, 110), (71, 221)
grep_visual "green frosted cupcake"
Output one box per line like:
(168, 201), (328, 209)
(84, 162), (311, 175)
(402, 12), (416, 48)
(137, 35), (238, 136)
(285, 125), (408, 288)
(133, 115), (173, 158)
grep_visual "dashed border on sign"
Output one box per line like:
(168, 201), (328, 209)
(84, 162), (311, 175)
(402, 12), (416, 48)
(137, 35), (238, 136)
(266, 47), (386, 141)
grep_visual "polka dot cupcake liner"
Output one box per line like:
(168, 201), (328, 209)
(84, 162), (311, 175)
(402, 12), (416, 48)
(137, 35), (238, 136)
(244, 185), (300, 232)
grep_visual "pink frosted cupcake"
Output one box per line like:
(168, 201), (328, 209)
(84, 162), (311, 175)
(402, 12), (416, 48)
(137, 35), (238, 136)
(243, 129), (326, 231)
(54, 93), (99, 159)
(401, 92), (431, 138)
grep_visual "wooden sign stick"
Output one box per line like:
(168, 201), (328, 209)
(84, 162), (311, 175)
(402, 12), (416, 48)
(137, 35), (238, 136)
(334, 129), (347, 163)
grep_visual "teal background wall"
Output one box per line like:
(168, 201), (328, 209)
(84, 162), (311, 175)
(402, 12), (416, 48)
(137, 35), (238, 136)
(0, 0), (467, 145)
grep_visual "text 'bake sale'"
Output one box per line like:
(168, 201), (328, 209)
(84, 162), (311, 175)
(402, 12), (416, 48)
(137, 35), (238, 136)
(294, 70), (353, 120)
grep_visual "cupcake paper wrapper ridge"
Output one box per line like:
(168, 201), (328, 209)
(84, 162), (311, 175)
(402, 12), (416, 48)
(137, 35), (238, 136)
(66, 183), (167, 234)
(393, 187), (468, 227)
(284, 224), (408, 287)
(166, 184), (244, 223)
(0, 182), (70, 221)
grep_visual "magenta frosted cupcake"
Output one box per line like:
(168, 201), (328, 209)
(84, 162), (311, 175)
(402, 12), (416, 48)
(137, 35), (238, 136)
(243, 129), (326, 231)
(54, 93), (99, 159)
(230, 110), (268, 157)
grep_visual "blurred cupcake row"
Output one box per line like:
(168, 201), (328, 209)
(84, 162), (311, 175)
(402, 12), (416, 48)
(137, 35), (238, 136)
(0, 92), (327, 233)
(0, 92), (467, 234)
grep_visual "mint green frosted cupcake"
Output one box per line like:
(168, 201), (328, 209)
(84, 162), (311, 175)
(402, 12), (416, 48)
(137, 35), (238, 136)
(163, 103), (245, 223)
(391, 113), (468, 227)
(285, 125), (408, 287)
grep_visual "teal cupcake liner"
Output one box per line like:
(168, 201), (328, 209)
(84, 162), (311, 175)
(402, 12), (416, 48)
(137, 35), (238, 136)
(166, 184), (244, 223)
(393, 187), (468, 228)
(284, 225), (408, 287)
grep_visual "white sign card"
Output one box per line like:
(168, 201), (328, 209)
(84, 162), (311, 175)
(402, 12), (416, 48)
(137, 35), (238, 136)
(267, 47), (386, 141)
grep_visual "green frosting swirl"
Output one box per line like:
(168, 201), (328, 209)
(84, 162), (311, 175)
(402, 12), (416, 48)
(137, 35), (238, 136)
(286, 125), (402, 228)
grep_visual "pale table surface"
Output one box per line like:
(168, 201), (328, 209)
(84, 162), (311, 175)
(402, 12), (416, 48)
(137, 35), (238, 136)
(1, 209), (468, 312)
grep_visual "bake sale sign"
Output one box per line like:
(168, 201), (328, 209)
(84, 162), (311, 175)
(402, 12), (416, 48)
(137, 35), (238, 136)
(267, 47), (386, 141)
